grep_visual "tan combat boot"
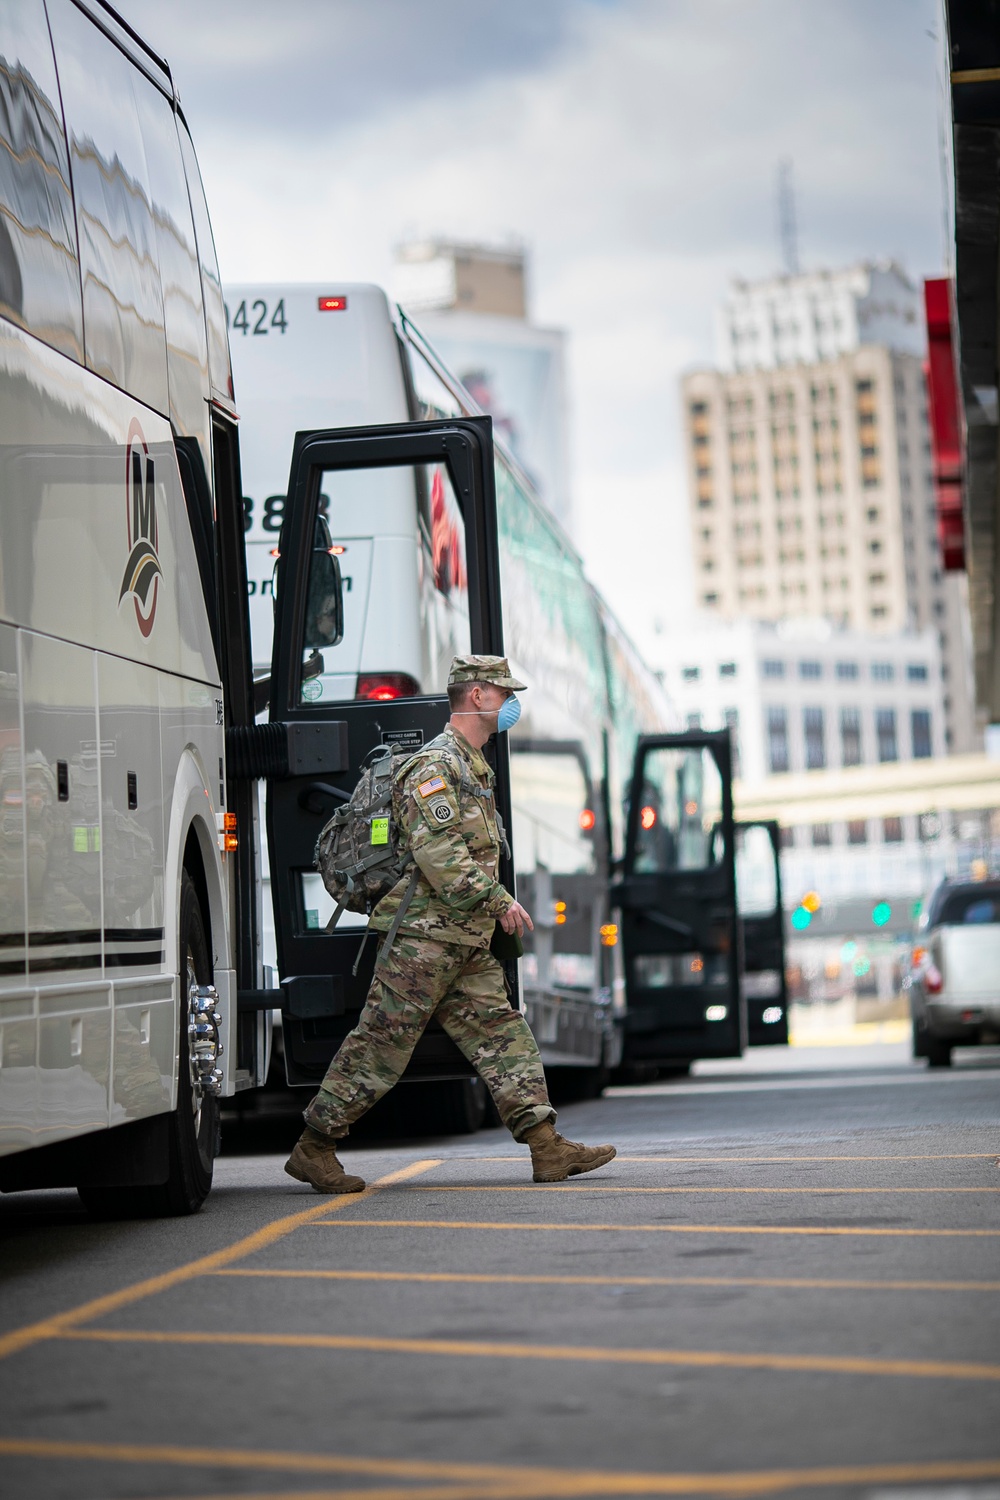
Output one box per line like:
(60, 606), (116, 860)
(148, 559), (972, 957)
(523, 1120), (617, 1182)
(284, 1126), (366, 1193)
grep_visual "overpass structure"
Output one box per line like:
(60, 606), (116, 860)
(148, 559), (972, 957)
(946, 1), (1000, 718)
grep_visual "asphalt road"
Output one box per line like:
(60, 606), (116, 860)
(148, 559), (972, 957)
(1, 1040), (998, 1500)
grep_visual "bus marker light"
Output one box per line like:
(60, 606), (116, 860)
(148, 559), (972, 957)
(318, 295), (348, 311)
(600, 924), (618, 947)
(328, 545), (346, 554)
(579, 808), (596, 831)
(640, 805), (657, 830)
(356, 673), (420, 701)
(762, 1006), (783, 1024)
(706, 1004), (728, 1021)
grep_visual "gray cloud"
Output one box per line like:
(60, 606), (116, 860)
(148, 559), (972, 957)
(117, 0), (945, 642)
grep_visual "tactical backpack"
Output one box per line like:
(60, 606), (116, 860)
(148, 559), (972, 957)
(313, 745), (421, 969)
(314, 742), (511, 971)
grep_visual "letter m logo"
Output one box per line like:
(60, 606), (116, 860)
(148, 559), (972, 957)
(132, 450), (155, 544)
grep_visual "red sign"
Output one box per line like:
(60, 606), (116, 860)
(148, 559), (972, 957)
(923, 278), (965, 572)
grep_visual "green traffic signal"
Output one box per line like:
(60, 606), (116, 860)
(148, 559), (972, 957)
(872, 901), (891, 927)
(791, 906), (812, 931)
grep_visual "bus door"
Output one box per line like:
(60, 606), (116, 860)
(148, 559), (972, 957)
(262, 418), (512, 1086)
(615, 731), (743, 1065)
(509, 740), (611, 1070)
(735, 821), (789, 1047)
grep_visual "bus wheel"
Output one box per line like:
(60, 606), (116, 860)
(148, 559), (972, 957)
(925, 1037), (953, 1069)
(79, 873), (220, 1218)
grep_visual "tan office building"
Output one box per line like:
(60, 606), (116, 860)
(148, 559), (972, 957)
(682, 318), (977, 752)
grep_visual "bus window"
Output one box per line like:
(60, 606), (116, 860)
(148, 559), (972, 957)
(176, 117), (231, 404)
(633, 745), (724, 875)
(293, 461), (471, 705)
(0, 0), (82, 360)
(511, 752), (595, 878)
(736, 822), (779, 916)
(132, 73), (210, 474)
(51, 0), (167, 412)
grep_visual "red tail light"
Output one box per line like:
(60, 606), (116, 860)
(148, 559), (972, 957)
(924, 964), (943, 994)
(355, 673), (420, 702)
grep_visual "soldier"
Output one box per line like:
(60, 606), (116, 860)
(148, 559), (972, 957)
(285, 654), (617, 1193)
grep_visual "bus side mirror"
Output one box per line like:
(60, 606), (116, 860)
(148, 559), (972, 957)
(303, 549), (344, 649)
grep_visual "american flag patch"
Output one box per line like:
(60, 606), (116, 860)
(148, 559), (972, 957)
(418, 776), (446, 798)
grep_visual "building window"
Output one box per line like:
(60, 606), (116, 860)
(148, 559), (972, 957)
(871, 662), (894, 681)
(911, 709), (932, 759)
(804, 706), (826, 770)
(836, 661), (859, 680)
(812, 823), (832, 847)
(762, 660), (785, 679)
(690, 401), (708, 417)
(702, 593), (718, 606)
(907, 663), (928, 682)
(847, 819), (867, 845)
(871, 605), (888, 619)
(724, 707), (740, 778)
(719, 661), (737, 678)
(767, 707), (789, 773)
(682, 666), (700, 682)
(840, 707), (862, 766)
(799, 660), (822, 680)
(876, 708), (898, 763)
(882, 816), (903, 843)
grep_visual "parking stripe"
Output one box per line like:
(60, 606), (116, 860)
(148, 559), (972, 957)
(397, 1184), (998, 1194)
(3, 1437), (1000, 1498)
(311, 1217), (1000, 1238)
(451, 1154), (999, 1163)
(212, 1268), (1000, 1293)
(0, 1159), (442, 1362)
(58, 1326), (1000, 1381)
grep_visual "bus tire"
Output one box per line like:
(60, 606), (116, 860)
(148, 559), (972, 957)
(78, 873), (218, 1218)
(925, 1037), (952, 1069)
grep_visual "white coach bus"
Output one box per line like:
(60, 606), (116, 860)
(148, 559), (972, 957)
(228, 283), (677, 1102)
(0, 4), (522, 1197)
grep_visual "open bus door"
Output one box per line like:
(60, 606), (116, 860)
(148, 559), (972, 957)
(259, 417), (514, 1087)
(735, 820), (790, 1047)
(615, 731), (743, 1067)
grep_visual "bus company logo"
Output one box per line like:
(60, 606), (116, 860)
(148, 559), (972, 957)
(118, 419), (163, 637)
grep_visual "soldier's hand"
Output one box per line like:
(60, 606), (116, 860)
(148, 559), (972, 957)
(500, 900), (533, 935)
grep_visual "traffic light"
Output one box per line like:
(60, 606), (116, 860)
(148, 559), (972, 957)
(791, 906), (812, 931)
(872, 901), (892, 927)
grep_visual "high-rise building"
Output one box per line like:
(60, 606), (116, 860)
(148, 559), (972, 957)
(393, 239), (572, 535)
(682, 263), (977, 753)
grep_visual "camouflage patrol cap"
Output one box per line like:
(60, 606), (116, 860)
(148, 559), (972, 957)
(448, 654), (527, 691)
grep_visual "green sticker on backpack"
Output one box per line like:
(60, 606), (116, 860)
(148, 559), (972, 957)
(370, 816), (389, 846)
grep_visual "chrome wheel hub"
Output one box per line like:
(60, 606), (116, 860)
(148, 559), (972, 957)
(188, 978), (224, 1104)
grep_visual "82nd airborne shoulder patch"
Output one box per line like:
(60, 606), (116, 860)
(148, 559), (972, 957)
(427, 797), (456, 826)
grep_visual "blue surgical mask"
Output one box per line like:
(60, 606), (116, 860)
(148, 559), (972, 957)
(496, 695), (521, 733)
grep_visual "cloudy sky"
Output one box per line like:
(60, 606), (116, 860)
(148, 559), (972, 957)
(123, 0), (947, 656)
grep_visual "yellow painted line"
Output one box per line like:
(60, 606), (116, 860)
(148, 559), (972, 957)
(451, 1153), (1000, 1163)
(4, 1437), (1000, 1498)
(57, 1325), (1000, 1381)
(214, 1267), (1000, 1293)
(401, 1183), (998, 1194)
(952, 66), (1000, 84)
(0, 1158), (441, 1363)
(312, 1217), (1000, 1238)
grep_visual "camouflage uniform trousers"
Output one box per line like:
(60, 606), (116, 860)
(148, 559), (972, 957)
(304, 934), (556, 1142)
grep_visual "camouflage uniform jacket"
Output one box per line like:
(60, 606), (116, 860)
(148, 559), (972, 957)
(369, 725), (514, 948)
